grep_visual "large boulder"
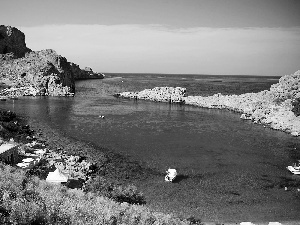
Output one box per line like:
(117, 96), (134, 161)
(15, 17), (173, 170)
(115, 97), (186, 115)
(0, 25), (31, 59)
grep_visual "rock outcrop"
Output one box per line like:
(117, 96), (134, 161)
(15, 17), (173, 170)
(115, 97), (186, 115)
(115, 87), (186, 103)
(0, 49), (75, 96)
(70, 62), (105, 80)
(115, 70), (300, 136)
(0, 25), (31, 59)
(0, 25), (104, 97)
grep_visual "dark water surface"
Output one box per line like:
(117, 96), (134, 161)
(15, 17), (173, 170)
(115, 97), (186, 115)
(1, 74), (300, 222)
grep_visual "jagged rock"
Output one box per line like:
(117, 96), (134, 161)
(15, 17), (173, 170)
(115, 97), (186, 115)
(269, 70), (300, 101)
(0, 25), (31, 59)
(116, 87), (186, 103)
(70, 62), (105, 80)
(83, 67), (92, 72)
(0, 49), (75, 96)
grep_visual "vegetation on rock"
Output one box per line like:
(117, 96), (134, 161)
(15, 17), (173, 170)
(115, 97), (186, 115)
(84, 176), (146, 205)
(0, 109), (33, 142)
(292, 98), (300, 117)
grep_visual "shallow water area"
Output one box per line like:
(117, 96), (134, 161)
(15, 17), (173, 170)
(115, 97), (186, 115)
(1, 74), (300, 222)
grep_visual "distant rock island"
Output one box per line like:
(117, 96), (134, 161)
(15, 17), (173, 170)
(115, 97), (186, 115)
(0, 25), (104, 97)
(116, 70), (300, 137)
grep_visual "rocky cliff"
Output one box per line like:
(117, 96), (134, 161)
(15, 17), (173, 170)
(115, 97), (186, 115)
(0, 25), (104, 97)
(0, 49), (75, 96)
(0, 25), (31, 59)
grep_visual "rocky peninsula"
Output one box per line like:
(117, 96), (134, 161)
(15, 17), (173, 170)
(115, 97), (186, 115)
(115, 70), (300, 136)
(0, 25), (104, 98)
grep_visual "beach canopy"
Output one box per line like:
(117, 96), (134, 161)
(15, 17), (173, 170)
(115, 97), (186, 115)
(46, 168), (68, 183)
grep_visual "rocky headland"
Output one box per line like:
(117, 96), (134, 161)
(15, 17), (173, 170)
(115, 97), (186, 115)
(114, 86), (186, 103)
(0, 25), (104, 97)
(115, 70), (300, 136)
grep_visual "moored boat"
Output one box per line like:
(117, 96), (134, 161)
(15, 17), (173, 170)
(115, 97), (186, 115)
(287, 166), (300, 175)
(287, 161), (300, 175)
(165, 168), (177, 182)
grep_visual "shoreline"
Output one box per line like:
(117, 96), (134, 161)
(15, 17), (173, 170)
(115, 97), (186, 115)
(0, 108), (199, 224)
(115, 70), (300, 137)
(2, 71), (300, 223)
(25, 116), (162, 184)
(1, 97), (300, 223)
(18, 109), (300, 224)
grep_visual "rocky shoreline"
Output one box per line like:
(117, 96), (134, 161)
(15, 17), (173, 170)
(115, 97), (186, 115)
(114, 86), (186, 104)
(0, 112), (198, 224)
(115, 70), (300, 137)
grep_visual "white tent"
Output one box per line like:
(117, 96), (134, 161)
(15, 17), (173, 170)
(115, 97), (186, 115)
(46, 168), (68, 183)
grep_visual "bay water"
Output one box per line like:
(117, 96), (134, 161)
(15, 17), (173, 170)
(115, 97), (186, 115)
(1, 73), (300, 222)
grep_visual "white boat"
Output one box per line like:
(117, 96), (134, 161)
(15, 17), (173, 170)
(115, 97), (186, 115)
(16, 162), (30, 168)
(22, 158), (34, 163)
(287, 165), (300, 175)
(165, 168), (177, 182)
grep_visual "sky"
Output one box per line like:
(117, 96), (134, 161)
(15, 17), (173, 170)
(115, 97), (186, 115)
(0, 0), (300, 75)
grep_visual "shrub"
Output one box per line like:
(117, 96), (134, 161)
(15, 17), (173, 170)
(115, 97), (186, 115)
(0, 110), (16, 122)
(292, 98), (300, 116)
(111, 184), (146, 205)
(2, 121), (19, 131)
(0, 109), (33, 141)
(84, 176), (115, 198)
(0, 163), (190, 224)
(186, 216), (204, 225)
(84, 176), (146, 205)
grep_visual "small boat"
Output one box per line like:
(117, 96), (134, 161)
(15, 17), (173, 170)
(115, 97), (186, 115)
(165, 168), (177, 182)
(287, 166), (300, 175)
(287, 161), (300, 175)
(16, 162), (30, 168)
(22, 158), (34, 163)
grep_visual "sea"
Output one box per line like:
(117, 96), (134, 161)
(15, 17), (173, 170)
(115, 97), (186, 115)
(1, 73), (300, 222)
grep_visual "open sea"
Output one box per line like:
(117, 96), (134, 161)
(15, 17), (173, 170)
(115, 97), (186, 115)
(2, 73), (300, 222)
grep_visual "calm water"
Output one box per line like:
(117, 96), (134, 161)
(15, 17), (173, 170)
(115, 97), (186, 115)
(2, 74), (300, 221)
